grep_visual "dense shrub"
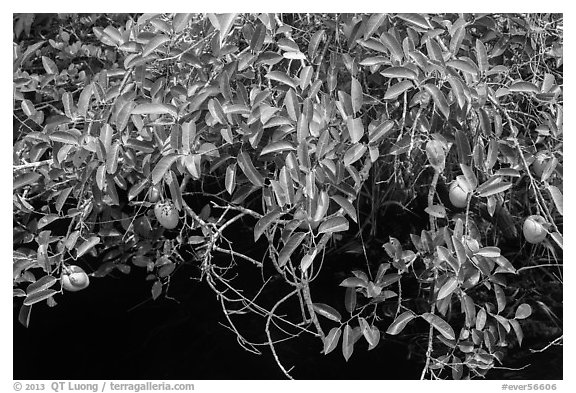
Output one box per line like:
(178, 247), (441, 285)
(13, 13), (563, 379)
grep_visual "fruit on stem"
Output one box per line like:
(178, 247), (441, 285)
(61, 265), (90, 292)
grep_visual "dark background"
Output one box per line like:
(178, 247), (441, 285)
(13, 260), (561, 380)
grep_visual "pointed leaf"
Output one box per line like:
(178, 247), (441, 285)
(26, 275), (57, 296)
(423, 84), (450, 119)
(437, 276), (458, 300)
(312, 303), (342, 322)
(14, 172), (42, 191)
(344, 287), (357, 314)
(475, 39), (489, 74)
(547, 185), (563, 216)
(142, 34), (170, 57)
(342, 324), (354, 362)
(318, 216), (349, 234)
(425, 204), (446, 219)
(421, 313), (455, 340)
(396, 13), (431, 29)
(225, 164), (236, 195)
(254, 209), (282, 242)
(509, 319), (524, 346)
(42, 56), (58, 74)
(343, 143), (367, 167)
(494, 283), (506, 314)
(331, 195), (357, 223)
(386, 311), (416, 335)
(24, 289), (57, 306)
(278, 232), (307, 267)
(477, 182), (512, 198)
(509, 81), (539, 94)
(460, 163), (478, 190)
(260, 141), (296, 156)
(346, 117), (364, 144)
(151, 153), (180, 184)
(265, 71), (297, 89)
(351, 77), (363, 114)
(76, 236), (100, 258)
(384, 80), (413, 100)
(237, 151), (264, 187)
(381, 66), (418, 80)
(132, 103), (177, 117)
(323, 327), (342, 355)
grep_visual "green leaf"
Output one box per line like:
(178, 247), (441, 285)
(509, 81), (539, 94)
(308, 29), (325, 59)
(437, 276), (458, 300)
(547, 185), (563, 216)
(396, 13), (431, 29)
(359, 56), (388, 66)
(24, 289), (57, 306)
(265, 71), (297, 89)
(460, 163), (478, 190)
(142, 34), (170, 57)
(26, 275), (57, 296)
(254, 209), (282, 242)
(346, 117), (364, 144)
(323, 327), (342, 355)
(225, 164), (236, 195)
(423, 84), (450, 119)
(339, 277), (368, 288)
(331, 195), (357, 223)
(237, 151), (264, 188)
(151, 153), (180, 185)
(300, 248), (318, 272)
(351, 77), (363, 114)
(260, 141), (296, 156)
(173, 13), (192, 33)
(363, 14), (387, 39)
(475, 39), (489, 74)
(284, 88), (300, 121)
(447, 60), (478, 75)
(208, 98), (227, 125)
(14, 172), (42, 191)
(342, 324), (354, 362)
(475, 246), (501, 258)
(494, 283), (506, 314)
(509, 319), (524, 346)
(343, 143), (367, 167)
(76, 236), (100, 258)
(381, 66), (418, 80)
(421, 313), (455, 340)
(42, 56), (58, 74)
(477, 181), (512, 198)
(386, 311), (416, 335)
(312, 302), (342, 322)
(278, 232), (307, 267)
(49, 131), (79, 145)
(318, 216), (349, 234)
(384, 80), (413, 100)
(515, 303), (532, 320)
(344, 287), (357, 314)
(151, 280), (162, 300)
(132, 103), (177, 117)
(425, 204), (446, 219)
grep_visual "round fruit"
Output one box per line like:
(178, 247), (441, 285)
(449, 176), (471, 209)
(61, 265), (90, 292)
(154, 201), (179, 229)
(149, 185), (161, 203)
(523, 215), (547, 244)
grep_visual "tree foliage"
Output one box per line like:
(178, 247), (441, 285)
(13, 13), (563, 379)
